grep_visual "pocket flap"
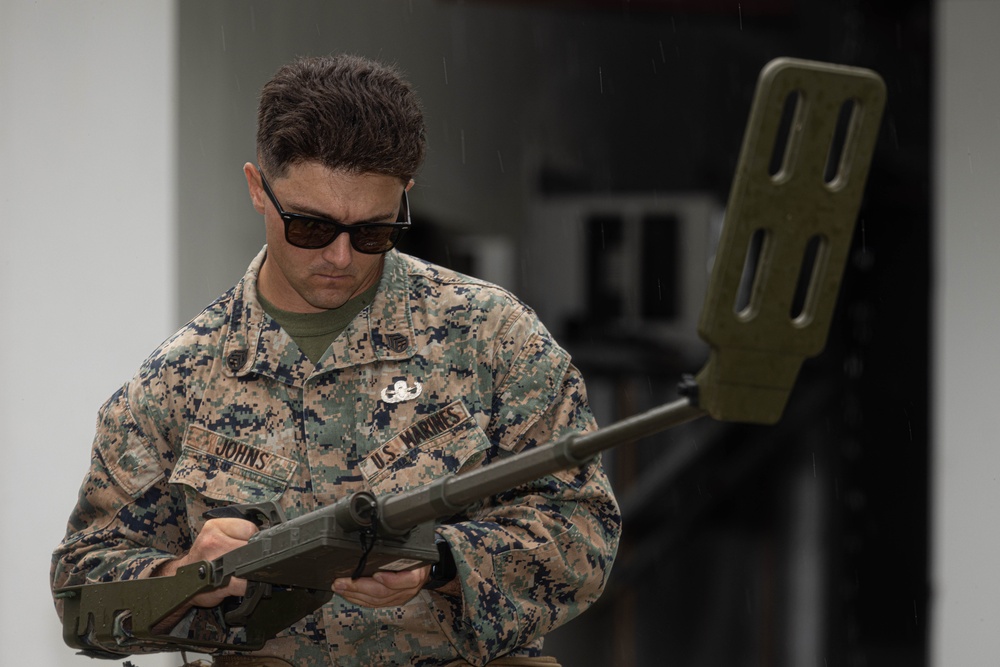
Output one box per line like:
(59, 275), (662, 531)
(360, 401), (490, 494)
(169, 425), (297, 503)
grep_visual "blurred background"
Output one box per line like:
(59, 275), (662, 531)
(0, 0), (987, 664)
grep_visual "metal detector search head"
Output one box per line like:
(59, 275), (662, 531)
(694, 58), (886, 424)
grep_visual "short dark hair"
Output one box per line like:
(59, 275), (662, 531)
(256, 54), (426, 183)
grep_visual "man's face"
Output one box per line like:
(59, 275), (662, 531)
(244, 161), (408, 313)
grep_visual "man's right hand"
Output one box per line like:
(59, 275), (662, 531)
(151, 517), (259, 631)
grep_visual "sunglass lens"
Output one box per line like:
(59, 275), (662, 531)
(286, 219), (338, 249)
(352, 227), (397, 254)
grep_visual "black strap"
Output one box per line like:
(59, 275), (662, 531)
(351, 503), (379, 579)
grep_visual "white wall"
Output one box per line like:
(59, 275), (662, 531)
(934, 1), (1000, 664)
(0, 2), (176, 665)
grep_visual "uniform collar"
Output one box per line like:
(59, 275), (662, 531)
(222, 247), (417, 385)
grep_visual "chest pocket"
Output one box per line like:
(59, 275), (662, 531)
(359, 401), (491, 495)
(169, 424), (297, 531)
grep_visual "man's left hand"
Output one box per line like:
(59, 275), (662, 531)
(332, 566), (431, 607)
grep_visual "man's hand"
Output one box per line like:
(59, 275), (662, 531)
(157, 517), (259, 606)
(332, 566), (432, 607)
(151, 518), (258, 632)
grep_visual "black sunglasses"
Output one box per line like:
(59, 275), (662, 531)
(258, 168), (410, 253)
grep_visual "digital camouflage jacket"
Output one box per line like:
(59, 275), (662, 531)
(52, 248), (621, 666)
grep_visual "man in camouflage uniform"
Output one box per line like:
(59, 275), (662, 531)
(51, 55), (621, 667)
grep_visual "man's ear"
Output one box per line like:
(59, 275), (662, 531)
(243, 162), (266, 215)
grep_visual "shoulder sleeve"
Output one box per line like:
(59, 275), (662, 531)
(50, 380), (190, 628)
(428, 307), (622, 665)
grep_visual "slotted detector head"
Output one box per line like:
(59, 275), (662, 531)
(695, 58), (886, 424)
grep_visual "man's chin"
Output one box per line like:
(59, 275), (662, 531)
(302, 289), (354, 311)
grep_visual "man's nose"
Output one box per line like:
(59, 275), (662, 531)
(321, 231), (353, 268)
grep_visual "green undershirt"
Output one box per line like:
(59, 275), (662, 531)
(257, 283), (379, 364)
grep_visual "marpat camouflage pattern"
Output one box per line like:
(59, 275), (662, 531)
(52, 248), (621, 666)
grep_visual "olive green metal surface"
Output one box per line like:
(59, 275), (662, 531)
(695, 58), (886, 423)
